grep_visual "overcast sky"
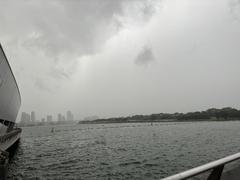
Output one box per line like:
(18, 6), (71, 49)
(1, 0), (240, 121)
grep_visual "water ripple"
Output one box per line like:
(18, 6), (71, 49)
(7, 121), (240, 179)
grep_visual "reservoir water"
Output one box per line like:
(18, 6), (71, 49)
(7, 121), (240, 179)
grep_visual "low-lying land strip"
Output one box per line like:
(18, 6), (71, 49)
(79, 107), (240, 124)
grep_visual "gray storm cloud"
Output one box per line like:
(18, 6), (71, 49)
(1, 0), (158, 57)
(1, 0), (240, 121)
(0, 0), (158, 90)
(135, 46), (155, 66)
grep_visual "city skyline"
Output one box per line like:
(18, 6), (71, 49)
(20, 110), (75, 125)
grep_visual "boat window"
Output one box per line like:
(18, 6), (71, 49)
(0, 119), (3, 124)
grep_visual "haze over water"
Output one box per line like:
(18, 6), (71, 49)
(7, 121), (240, 179)
(2, 0), (240, 118)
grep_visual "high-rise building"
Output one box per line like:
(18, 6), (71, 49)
(67, 110), (74, 121)
(62, 115), (66, 121)
(20, 112), (27, 124)
(58, 113), (62, 122)
(31, 111), (36, 122)
(47, 115), (53, 122)
(26, 113), (31, 122)
(20, 112), (31, 124)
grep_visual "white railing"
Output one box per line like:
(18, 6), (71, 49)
(162, 152), (240, 180)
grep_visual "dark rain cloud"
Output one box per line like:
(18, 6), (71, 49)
(135, 46), (155, 66)
(0, 0), (159, 88)
(0, 0), (158, 58)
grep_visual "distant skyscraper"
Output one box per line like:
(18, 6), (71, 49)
(20, 112), (27, 123)
(26, 113), (31, 122)
(58, 113), (62, 122)
(47, 115), (53, 122)
(41, 118), (45, 123)
(20, 112), (31, 124)
(31, 111), (36, 122)
(67, 110), (74, 121)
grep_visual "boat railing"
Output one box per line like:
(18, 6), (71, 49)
(0, 128), (21, 143)
(162, 152), (240, 180)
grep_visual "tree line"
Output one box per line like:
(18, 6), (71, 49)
(81, 107), (240, 123)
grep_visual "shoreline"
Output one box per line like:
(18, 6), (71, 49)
(78, 119), (240, 125)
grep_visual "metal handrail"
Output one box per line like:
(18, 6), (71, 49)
(162, 152), (240, 180)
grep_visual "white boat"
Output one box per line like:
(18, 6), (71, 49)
(0, 44), (21, 152)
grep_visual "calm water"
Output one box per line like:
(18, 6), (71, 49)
(7, 121), (240, 179)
